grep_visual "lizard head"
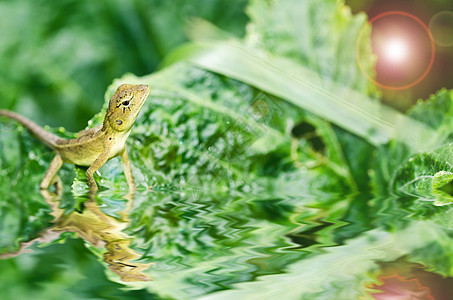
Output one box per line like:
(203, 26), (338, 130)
(107, 84), (150, 132)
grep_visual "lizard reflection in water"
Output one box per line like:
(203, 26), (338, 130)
(0, 83), (150, 194)
(2, 190), (152, 282)
(49, 191), (152, 282)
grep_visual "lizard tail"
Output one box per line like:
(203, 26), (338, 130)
(0, 109), (61, 148)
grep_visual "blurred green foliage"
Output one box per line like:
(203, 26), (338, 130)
(0, 0), (248, 131)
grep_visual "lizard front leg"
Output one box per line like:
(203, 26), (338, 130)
(86, 150), (110, 194)
(120, 147), (136, 192)
(40, 154), (63, 192)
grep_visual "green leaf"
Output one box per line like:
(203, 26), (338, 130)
(245, 0), (376, 96)
(165, 43), (438, 155)
(408, 89), (453, 145)
(371, 89), (453, 195)
(243, 0), (381, 189)
(392, 144), (453, 205)
(390, 90), (453, 199)
(432, 170), (453, 190)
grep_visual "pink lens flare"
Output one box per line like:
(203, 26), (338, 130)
(356, 11), (435, 90)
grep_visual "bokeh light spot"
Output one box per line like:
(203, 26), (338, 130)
(429, 11), (453, 47)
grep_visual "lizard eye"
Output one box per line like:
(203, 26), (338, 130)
(122, 100), (130, 107)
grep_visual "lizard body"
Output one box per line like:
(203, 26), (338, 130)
(0, 83), (150, 193)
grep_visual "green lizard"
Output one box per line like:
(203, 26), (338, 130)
(0, 83), (150, 193)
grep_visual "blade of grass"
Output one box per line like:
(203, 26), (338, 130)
(164, 41), (439, 153)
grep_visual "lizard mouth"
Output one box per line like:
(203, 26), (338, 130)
(136, 84), (150, 110)
(128, 84), (150, 121)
